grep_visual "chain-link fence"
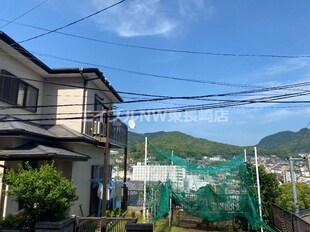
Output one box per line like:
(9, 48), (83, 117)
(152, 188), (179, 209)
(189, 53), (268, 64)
(271, 203), (310, 232)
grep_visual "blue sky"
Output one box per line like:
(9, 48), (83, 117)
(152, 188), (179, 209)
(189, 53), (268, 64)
(1, 0), (310, 146)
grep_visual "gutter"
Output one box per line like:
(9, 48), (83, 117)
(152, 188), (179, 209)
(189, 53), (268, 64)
(80, 68), (87, 134)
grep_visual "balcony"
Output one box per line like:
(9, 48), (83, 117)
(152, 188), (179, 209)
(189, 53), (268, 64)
(85, 113), (128, 148)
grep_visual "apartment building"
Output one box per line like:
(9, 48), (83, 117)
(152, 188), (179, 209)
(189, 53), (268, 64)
(0, 31), (127, 217)
(132, 162), (186, 184)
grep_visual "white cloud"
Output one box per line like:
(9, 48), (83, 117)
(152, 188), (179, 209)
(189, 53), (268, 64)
(88, 0), (213, 37)
(258, 108), (310, 124)
(178, 0), (214, 20)
(261, 58), (310, 76)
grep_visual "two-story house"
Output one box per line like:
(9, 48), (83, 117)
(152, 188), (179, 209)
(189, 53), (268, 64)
(0, 31), (128, 218)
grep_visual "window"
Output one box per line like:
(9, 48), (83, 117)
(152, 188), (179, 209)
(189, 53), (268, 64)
(0, 70), (19, 104)
(0, 69), (39, 112)
(94, 94), (108, 111)
(25, 85), (38, 111)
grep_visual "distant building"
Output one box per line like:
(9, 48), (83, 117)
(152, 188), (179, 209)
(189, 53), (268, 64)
(132, 163), (186, 184)
(184, 174), (213, 192)
(209, 156), (225, 162)
(284, 171), (297, 183)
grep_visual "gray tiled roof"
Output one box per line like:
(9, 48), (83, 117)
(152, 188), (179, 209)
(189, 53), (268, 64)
(126, 181), (144, 191)
(0, 143), (89, 161)
(0, 117), (54, 137)
(46, 124), (95, 141)
(0, 115), (97, 143)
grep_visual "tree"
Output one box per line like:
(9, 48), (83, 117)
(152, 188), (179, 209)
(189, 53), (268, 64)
(247, 164), (281, 223)
(276, 182), (310, 212)
(3, 162), (78, 228)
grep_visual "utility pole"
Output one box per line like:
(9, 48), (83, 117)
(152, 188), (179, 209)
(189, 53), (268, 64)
(101, 111), (110, 232)
(168, 151), (173, 227)
(254, 147), (263, 232)
(143, 137), (148, 222)
(287, 156), (305, 215)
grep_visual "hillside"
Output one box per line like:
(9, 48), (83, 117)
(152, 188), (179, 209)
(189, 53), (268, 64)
(128, 131), (245, 162)
(257, 128), (310, 153)
(128, 130), (301, 162)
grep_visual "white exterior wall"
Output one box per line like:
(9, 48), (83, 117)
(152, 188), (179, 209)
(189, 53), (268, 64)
(61, 143), (104, 216)
(86, 81), (114, 110)
(42, 78), (114, 134)
(43, 77), (84, 132)
(0, 49), (44, 121)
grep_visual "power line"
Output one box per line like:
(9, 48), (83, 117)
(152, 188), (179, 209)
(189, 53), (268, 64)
(0, 48), (269, 90)
(0, 71), (167, 98)
(1, 91), (309, 122)
(2, 104), (309, 117)
(18, 0), (125, 44)
(8, 48), (264, 89)
(2, 45), (308, 93)
(1, 97), (309, 111)
(1, 87), (309, 122)
(1, 86), (309, 117)
(1, 71), (310, 112)
(119, 91), (310, 114)
(8, 49), (308, 92)
(1, 18), (310, 59)
(0, 72), (309, 107)
(0, 0), (49, 29)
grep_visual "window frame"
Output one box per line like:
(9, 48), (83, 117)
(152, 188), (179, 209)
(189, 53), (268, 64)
(94, 94), (108, 112)
(0, 69), (39, 112)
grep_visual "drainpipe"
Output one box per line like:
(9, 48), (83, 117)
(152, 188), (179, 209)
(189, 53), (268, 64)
(80, 68), (87, 134)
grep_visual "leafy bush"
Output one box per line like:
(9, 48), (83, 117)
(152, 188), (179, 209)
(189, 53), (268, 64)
(0, 214), (26, 229)
(3, 162), (78, 228)
(276, 182), (310, 212)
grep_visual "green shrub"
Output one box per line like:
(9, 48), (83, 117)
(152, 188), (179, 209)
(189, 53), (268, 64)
(3, 162), (78, 228)
(0, 214), (26, 229)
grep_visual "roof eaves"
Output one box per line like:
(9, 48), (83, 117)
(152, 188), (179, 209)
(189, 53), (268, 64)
(0, 31), (51, 73)
(0, 31), (123, 103)
(50, 68), (123, 103)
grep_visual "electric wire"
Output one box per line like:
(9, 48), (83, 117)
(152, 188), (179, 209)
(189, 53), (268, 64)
(1, 98), (309, 112)
(18, 0), (125, 44)
(0, 72), (310, 107)
(2, 104), (310, 118)
(0, 52), (308, 98)
(1, 44), (309, 93)
(0, 0), (49, 29)
(2, 48), (265, 89)
(1, 88), (309, 120)
(0, 17), (310, 59)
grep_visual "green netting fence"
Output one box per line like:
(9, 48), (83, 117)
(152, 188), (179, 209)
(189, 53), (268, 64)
(145, 143), (274, 231)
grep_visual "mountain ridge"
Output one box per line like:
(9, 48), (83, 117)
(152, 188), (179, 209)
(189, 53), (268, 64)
(257, 128), (310, 153)
(128, 130), (244, 161)
(128, 128), (310, 161)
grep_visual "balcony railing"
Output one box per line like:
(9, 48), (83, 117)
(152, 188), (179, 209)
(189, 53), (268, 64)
(85, 113), (128, 148)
